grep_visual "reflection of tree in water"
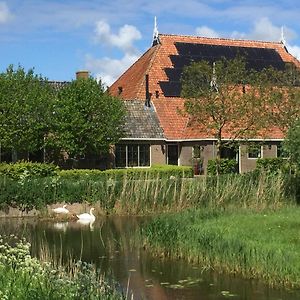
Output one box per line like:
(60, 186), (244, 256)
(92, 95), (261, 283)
(2, 217), (299, 300)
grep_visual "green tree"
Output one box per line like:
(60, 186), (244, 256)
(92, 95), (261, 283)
(284, 119), (300, 169)
(260, 64), (300, 132)
(181, 57), (266, 160)
(51, 77), (125, 160)
(0, 65), (54, 160)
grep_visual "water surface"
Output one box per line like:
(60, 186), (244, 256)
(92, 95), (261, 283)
(0, 217), (298, 300)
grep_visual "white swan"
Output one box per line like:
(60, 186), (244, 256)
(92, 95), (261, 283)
(52, 204), (69, 214)
(76, 208), (96, 222)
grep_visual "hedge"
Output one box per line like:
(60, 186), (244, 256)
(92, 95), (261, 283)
(256, 158), (290, 174)
(58, 165), (194, 180)
(207, 159), (238, 175)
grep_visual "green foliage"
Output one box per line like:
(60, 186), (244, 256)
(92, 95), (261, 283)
(0, 162), (59, 180)
(50, 78), (125, 158)
(256, 158), (290, 174)
(0, 235), (123, 299)
(284, 119), (300, 170)
(141, 207), (300, 288)
(0, 171), (298, 213)
(181, 57), (267, 159)
(0, 165), (193, 211)
(207, 159), (238, 175)
(0, 65), (54, 155)
(261, 65), (300, 131)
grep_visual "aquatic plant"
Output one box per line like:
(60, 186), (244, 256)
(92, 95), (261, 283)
(0, 234), (124, 299)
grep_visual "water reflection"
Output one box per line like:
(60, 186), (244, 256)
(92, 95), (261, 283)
(53, 222), (69, 232)
(76, 219), (95, 231)
(0, 217), (299, 300)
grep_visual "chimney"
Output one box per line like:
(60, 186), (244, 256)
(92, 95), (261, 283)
(145, 74), (151, 107)
(76, 70), (89, 80)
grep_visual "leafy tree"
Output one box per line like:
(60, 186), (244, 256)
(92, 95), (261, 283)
(284, 119), (300, 169)
(0, 65), (54, 160)
(181, 56), (267, 160)
(260, 64), (300, 132)
(50, 77), (125, 160)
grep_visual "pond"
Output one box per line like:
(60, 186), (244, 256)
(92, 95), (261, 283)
(0, 216), (299, 300)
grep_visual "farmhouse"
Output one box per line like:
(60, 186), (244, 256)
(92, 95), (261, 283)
(110, 32), (300, 173)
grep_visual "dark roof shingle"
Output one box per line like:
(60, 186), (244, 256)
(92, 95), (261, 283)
(122, 100), (164, 139)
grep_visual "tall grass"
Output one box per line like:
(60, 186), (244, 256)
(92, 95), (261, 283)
(140, 207), (300, 288)
(0, 172), (298, 213)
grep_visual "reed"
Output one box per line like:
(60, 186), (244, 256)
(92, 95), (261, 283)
(0, 172), (298, 213)
(140, 207), (300, 288)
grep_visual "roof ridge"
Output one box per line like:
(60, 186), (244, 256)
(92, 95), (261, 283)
(135, 43), (161, 99)
(158, 33), (283, 46)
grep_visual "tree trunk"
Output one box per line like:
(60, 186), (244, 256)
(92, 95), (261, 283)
(215, 131), (222, 175)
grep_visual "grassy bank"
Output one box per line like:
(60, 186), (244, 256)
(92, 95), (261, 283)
(140, 207), (300, 288)
(0, 235), (124, 299)
(0, 172), (299, 214)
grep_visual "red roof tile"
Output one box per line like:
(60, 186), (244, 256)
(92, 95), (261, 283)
(110, 33), (297, 140)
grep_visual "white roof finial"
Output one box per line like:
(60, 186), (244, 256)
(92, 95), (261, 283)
(280, 26), (286, 46)
(152, 16), (160, 46)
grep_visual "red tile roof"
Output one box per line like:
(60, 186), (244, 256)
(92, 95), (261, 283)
(110, 33), (299, 140)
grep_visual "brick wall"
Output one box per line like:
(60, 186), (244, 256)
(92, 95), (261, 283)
(151, 143), (166, 165)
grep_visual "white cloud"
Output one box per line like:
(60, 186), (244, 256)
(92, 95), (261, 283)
(85, 53), (140, 86)
(229, 18), (297, 42)
(286, 44), (300, 60)
(94, 20), (141, 55)
(85, 21), (142, 86)
(250, 18), (296, 42)
(195, 26), (219, 38)
(0, 2), (12, 23)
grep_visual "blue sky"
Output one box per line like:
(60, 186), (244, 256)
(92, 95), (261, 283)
(1, 0), (300, 86)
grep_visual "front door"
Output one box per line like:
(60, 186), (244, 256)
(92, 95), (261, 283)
(167, 144), (178, 165)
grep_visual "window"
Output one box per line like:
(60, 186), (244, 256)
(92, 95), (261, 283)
(193, 145), (202, 159)
(277, 143), (288, 158)
(128, 144), (138, 167)
(115, 145), (126, 168)
(115, 144), (150, 168)
(139, 144), (150, 166)
(247, 145), (261, 159)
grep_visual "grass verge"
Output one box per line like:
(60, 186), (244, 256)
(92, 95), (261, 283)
(140, 207), (300, 288)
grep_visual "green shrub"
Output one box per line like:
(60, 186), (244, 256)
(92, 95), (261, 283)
(256, 158), (290, 174)
(0, 162), (59, 180)
(207, 159), (238, 175)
